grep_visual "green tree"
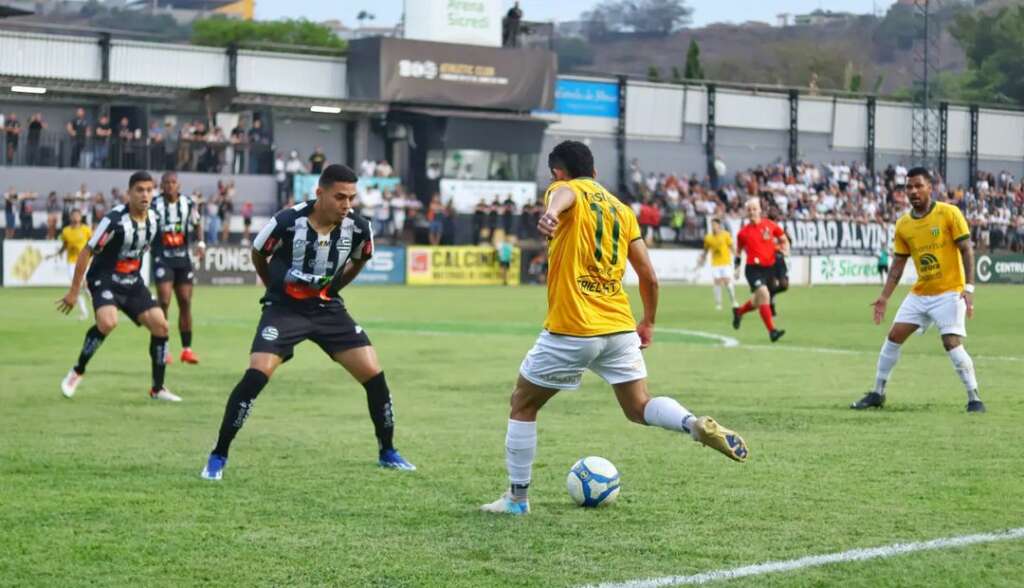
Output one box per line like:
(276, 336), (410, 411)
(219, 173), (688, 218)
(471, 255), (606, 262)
(192, 17), (346, 53)
(647, 65), (662, 82)
(671, 65), (684, 83)
(553, 37), (594, 72)
(684, 39), (704, 80)
(583, 0), (693, 37)
(949, 6), (1024, 104)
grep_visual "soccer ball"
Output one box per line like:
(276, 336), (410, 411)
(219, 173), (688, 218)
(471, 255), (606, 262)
(567, 456), (620, 507)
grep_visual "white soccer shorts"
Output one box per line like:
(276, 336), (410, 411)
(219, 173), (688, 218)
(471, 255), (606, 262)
(519, 330), (647, 390)
(893, 291), (967, 337)
(711, 265), (732, 281)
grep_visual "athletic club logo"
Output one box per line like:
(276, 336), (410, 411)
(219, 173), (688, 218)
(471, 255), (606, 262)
(101, 290), (114, 300)
(156, 267), (165, 278)
(261, 326), (279, 341)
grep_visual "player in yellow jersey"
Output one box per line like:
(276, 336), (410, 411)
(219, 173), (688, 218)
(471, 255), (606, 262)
(851, 167), (984, 413)
(53, 209), (93, 319)
(481, 141), (748, 515)
(697, 218), (738, 311)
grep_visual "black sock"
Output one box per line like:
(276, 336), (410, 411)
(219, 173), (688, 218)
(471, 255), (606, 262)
(74, 326), (106, 374)
(149, 336), (168, 391)
(363, 372), (395, 452)
(181, 330), (192, 348)
(213, 368), (269, 458)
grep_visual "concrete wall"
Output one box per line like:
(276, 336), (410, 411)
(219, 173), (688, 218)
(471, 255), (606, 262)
(272, 116), (347, 168)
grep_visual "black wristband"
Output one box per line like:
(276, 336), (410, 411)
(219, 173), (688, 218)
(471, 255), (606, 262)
(734, 257), (741, 269)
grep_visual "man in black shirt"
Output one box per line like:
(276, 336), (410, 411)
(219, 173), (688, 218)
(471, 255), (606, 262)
(66, 108), (89, 168)
(309, 146), (327, 174)
(230, 121), (247, 173)
(153, 172), (205, 365)
(247, 119), (267, 174)
(27, 113), (45, 166)
(5, 112), (21, 164)
(200, 164), (415, 481)
(94, 114), (112, 169)
(57, 171), (180, 402)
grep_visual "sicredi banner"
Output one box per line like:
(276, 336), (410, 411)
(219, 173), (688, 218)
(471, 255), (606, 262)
(407, 245), (520, 285)
(353, 246), (406, 285)
(193, 246), (260, 286)
(810, 255), (918, 285)
(3, 240), (151, 287)
(976, 254), (1024, 284)
(404, 0), (503, 48)
(785, 220), (891, 256)
(440, 179), (537, 213)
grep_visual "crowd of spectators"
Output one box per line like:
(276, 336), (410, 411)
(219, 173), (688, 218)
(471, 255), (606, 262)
(623, 158), (1024, 253)
(3, 180), (253, 246)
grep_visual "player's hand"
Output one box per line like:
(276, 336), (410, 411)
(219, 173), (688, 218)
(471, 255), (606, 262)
(537, 212), (559, 237)
(870, 297), (887, 325)
(636, 321), (654, 349)
(961, 290), (974, 319)
(56, 291), (78, 315)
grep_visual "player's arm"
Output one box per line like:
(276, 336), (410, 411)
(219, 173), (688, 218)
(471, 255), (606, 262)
(326, 258), (368, 295)
(538, 185), (574, 237)
(871, 254), (908, 325)
(627, 238), (658, 348)
(251, 215), (284, 285)
(773, 222), (790, 255)
(56, 247), (92, 314)
(951, 207), (975, 319)
(956, 234), (975, 319)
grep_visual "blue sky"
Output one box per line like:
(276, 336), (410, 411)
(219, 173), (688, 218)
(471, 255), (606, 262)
(256, 1), (899, 27)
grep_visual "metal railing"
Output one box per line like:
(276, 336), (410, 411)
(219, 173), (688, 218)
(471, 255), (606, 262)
(2, 130), (274, 174)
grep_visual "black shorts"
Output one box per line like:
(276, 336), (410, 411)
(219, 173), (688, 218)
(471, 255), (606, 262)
(745, 265), (774, 292)
(250, 303), (371, 362)
(153, 257), (194, 285)
(773, 255), (788, 280)
(499, 260), (511, 269)
(877, 264), (888, 274)
(87, 275), (159, 324)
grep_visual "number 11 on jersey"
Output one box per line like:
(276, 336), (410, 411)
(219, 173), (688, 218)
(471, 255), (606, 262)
(589, 202), (620, 265)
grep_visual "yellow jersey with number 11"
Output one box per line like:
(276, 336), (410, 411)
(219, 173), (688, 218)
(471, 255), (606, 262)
(543, 178), (642, 337)
(893, 201), (970, 296)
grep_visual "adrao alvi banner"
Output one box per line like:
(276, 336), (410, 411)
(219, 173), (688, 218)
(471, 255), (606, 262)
(784, 220), (892, 256)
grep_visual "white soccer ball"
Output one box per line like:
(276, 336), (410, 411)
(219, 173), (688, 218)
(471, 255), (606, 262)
(567, 456), (620, 507)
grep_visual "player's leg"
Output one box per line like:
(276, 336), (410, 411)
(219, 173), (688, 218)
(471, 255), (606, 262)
(744, 282), (783, 341)
(137, 306), (178, 401)
(202, 352), (282, 480)
(851, 319), (918, 409)
(712, 278), (723, 310)
(483, 332), (590, 514)
(330, 345), (416, 470)
(480, 375), (559, 514)
(723, 274), (738, 308)
(174, 278), (199, 364)
(613, 379), (748, 462)
(62, 304), (118, 397)
(935, 293), (983, 412)
(154, 267), (175, 364)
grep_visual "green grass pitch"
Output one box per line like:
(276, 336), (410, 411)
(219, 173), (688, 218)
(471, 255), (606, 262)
(1, 284), (1022, 587)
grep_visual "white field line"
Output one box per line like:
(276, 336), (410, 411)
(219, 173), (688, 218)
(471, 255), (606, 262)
(741, 343), (1022, 362)
(580, 527), (1024, 588)
(659, 328), (740, 348)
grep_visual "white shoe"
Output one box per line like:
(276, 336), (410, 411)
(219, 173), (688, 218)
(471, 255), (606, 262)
(149, 387), (182, 402)
(480, 491), (529, 515)
(61, 368), (83, 398)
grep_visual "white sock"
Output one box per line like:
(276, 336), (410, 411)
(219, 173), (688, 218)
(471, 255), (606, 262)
(947, 345), (980, 401)
(726, 282), (738, 307)
(505, 419), (537, 496)
(874, 339), (902, 395)
(643, 396), (698, 441)
(713, 285), (722, 307)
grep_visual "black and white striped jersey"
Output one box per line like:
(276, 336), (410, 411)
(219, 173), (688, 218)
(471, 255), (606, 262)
(152, 194), (200, 262)
(252, 201), (374, 308)
(86, 204), (158, 285)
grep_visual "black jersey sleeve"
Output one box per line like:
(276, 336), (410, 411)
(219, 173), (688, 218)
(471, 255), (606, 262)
(350, 214), (374, 261)
(253, 209), (290, 257)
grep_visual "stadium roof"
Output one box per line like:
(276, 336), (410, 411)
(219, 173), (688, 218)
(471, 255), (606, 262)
(0, 4), (33, 18)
